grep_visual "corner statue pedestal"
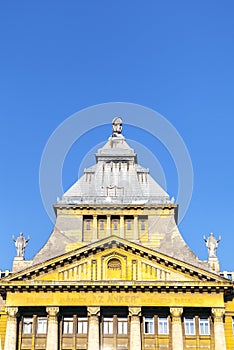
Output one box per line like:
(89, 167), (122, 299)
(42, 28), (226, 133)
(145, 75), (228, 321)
(12, 232), (32, 272)
(12, 257), (32, 273)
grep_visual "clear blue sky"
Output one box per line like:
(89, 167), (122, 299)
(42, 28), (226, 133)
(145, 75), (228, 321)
(0, 1), (234, 271)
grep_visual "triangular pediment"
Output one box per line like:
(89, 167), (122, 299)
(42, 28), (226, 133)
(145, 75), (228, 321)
(3, 236), (228, 287)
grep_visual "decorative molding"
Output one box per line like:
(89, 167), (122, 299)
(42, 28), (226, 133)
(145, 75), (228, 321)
(129, 306), (141, 316)
(87, 306), (100, 316)
(46, 306), (59, 318)
(5, 306), (18, 319)
(170, 307), (183, 323)
(212, 307), (225, 321)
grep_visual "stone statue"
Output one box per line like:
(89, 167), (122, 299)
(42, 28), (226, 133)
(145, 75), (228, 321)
(203, 232), (221, 258)
(112, 117), (122, 136)
(12, 232), (30, 258)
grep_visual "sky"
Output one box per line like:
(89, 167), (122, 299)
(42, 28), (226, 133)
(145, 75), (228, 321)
(0, 1), (234, 272)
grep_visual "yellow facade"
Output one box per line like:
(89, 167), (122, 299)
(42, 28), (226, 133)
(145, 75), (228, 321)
(1, 119), (234, 350)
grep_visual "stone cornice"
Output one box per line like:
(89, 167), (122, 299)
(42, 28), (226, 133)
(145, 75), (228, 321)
(0, 280), (232, 294)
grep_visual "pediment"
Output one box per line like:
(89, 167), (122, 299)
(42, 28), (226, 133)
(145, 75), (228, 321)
(4, 236), (227, 286)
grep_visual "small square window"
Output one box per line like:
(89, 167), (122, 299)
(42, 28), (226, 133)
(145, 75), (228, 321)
(199, 318), (210, 335)
(144, 317), (154, 334)
(158, 317), (168, 334)
(86, 220), (91, 230)
(113, 221), (118, 230)
(37, 317), (47, 334)
(100, 220), (104, 230)
(127, 220), (132, 230)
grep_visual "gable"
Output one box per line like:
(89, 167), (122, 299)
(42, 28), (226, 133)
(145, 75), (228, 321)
(5, 236), (226, 285)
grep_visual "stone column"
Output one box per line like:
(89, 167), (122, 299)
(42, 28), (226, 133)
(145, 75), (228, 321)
(106, 215), (111, 236)
(87, 306), (100, 350)
(92, 215), (98, 241)
(170, 307), (183, 350)
(212, 307), (226, 350)
(120, 215), (124, 238)
(4, 307), (18, 350)
(134, 215), (139, 241)
(129, 307), (141, 350)
(46, 306), (59, 350)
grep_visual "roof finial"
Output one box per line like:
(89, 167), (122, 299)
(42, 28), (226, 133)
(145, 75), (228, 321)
(112, 117), (122, 137)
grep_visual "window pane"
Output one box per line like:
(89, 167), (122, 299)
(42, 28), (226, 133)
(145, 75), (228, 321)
(127, 221), (131, 230)
(63, 318), (73, 334)
(144, 317), (154, 334)
(78, 318), (88, 334)
(37, 317), (47, 334)
(141, 221), (145, 230)
(118, 318), (128, 334)
(100, 220), (104, 230)
(158, 317), (168, 334)
(199, 318), (210, 335)
(103, 318), (113, 334)
(86, 220), (90, 230)
(23, 317), (33, 334)
(184, 318), (195, 335)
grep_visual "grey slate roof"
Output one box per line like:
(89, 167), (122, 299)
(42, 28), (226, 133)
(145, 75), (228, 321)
(60, 134), (172, 205)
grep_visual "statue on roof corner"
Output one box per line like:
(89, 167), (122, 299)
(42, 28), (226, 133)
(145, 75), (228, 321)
(203, 232), (221, 258)
(112, 117), (123, 137)
(12, 232), (30, 258)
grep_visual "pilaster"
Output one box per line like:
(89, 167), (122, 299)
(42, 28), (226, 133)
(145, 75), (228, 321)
(212, 307), (226, 350)
(87, 306), (100, 350)
(4, 306), (18, 350)
(46, 306), (59, 350)
(129, 307), (141, 350)
(170, 307), (183, 350)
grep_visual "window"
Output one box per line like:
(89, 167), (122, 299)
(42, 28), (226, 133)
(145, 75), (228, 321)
(199, 318), (210, 335)
(158, 317), (168, 334)
(37, 317), (47, 334)
(63, 317), (73, 334)
(118, 318), (128, 334)
(141, 220), (145, 230)
(113, 220), (118, 230)
(232, 317), (234, 335)
(78, 318), (88, 334)
(100, 220), (104, 230)
(103, 318), (113, 334)
(184, 318), (195, 335)
(144, 317), (154, 334)
(86, 220), (91, 230)
(23, 317), (33, 334)
(127, 220), (132, 230)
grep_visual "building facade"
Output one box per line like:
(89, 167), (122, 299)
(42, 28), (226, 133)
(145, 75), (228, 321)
(0, 117), (234, 350)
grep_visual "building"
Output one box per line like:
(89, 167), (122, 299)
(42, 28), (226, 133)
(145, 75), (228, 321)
(0, 117), (234, 350)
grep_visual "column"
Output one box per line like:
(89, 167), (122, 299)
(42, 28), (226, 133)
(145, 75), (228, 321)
(134, 215), (139, 241)
(106, 215), (111, 236)
(46, 306), (59, 350)
(129, 307), (141, 350)
(170, 307), (183, 350)
(4, 307), (18, 350)
(92, 215), (98, 241)
(120, 215), (124, 238)
(212, 307), (226, 350)
(87, 307), (100, 350)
